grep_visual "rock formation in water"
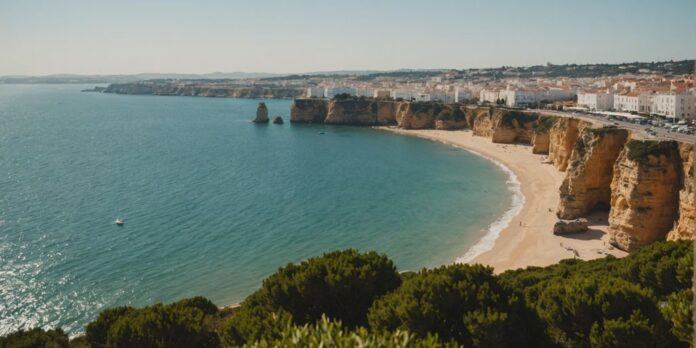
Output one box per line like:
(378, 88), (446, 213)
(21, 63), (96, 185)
(667, 143), (695, 241)
(253, 102), (269, 123)
(608, 140), (681, 251)
(273, 116), (284, 124)
(557, 127), (629, 219)
(548, 118), (589, 171)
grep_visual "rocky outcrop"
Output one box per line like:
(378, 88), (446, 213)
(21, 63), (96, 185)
(490, 111), (539, 144)
(290, 98), (329, 123)
(253, 103), (269, 123)
(472, 108), (496, 137)
(557, 127), (629, 219)
(548, 118), (590, 171)
(531, 116), (555, 154)
(273, 116), (284, 124)
(667, 143), (695, 241)
(324, 98), (401, 125)
(553, 218), (589, 235)
(608, 140), (681, 251)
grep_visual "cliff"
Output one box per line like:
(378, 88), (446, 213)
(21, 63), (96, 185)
(531, 116), (555, 154)
(608, 140), (682, 251)
(290, 97), (468, 129)
(104, 82), (304, 99)
(490, 111), (539, 143)
(667, 143), (695, 241)
(548, 118), (590, 171)
(290, 98), (329, 123)
(557, 127), (629, 219)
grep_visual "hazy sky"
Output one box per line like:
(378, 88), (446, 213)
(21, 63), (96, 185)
(1, 0), (695, 75)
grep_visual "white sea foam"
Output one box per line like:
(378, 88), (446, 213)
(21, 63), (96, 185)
(455, 150), (524, 263)
(408, 135), (525, 264)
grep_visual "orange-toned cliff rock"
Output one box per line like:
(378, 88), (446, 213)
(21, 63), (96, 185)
(324, 98), (402, 125)
(531, 116), (555, 154)
(548, 118), (590, 171)
(490, 111), (539, 143)
(290, 98), (329, 123)
(608, 140), (682, 251)
(557, 127), (629, 219)
(667, 143), (695, 241)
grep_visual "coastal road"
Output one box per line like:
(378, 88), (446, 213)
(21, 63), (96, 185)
(529, 109), (696, 144)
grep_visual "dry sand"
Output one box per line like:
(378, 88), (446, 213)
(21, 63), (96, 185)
(380, 128), (627, 273)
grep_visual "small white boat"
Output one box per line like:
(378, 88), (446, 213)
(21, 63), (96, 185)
(114, 218), (124, 226)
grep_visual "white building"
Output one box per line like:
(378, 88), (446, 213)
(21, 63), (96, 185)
(325, 87), (357, 98)
(499, 88), (575, 108)
(614, 92), (640, 113)
(652, 93), (696, 119)
(391, 89), (430, 101)
(306, 87), (325, 98)
(355, 88), (374, 98)
(479, 89), (502, 104)
(577, 91), (614, 111)
(429, 91), (455, 103)
(638, 94), (654, 114)
(455, 87), (472, 102)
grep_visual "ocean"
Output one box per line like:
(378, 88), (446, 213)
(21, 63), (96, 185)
(0, 84), (512, 335)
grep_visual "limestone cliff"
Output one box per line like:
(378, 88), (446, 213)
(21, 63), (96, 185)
(324, 98), (401, 125)
(531, 116), (555, 154)
(557, 127), (629, 219)
(490, 111), (539, 143)
(608, 140), (681, 251)
(548, 118), (590, 171)
(472, 108), (496, 137)
(290, 98), (329, 123)
(667, 143), (695, 241)
(390, 102), (467, 130)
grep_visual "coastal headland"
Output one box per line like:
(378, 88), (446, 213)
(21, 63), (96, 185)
(289, 96), (695, 272)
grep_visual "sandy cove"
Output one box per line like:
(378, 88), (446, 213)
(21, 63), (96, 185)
(380, 128), (627, 273)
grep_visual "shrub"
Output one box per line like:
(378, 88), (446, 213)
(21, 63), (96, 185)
(84, 298), (220, 348)
(221, 249), (401, 344)
(244, 315), (453, 348)
(0, 328), (69, 348)
(660, 289), (694, 345)
(367, 264), (542, 346)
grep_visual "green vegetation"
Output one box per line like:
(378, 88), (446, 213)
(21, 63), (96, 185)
(498, 110), (538, 128)
(625, 139), (679, 165)
(2, 241), (692, 347)
(534, 115), (556, 133)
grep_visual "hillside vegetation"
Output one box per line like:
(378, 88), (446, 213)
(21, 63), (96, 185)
(1, 241), (692, 347)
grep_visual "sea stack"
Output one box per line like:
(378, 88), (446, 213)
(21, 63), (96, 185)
(273, 116), (284, 124)
(253, 102), (269, 123)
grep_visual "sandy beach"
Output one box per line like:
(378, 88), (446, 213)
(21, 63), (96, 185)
(380, 128), (627, 273)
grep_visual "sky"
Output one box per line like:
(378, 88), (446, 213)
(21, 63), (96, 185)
(1, 0), (695, 75)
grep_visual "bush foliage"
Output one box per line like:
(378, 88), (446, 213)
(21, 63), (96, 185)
(1, 241), (692, 347)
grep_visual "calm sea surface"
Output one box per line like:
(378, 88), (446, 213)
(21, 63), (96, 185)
(0, 84), (511, 335)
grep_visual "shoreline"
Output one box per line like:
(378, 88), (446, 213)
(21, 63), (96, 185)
(379, 127), (627, 273)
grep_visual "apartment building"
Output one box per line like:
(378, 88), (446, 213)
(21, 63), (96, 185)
(306, 86), (325, 98)
(653, 93), (696, 119)
(577, 91), (614, 111)
(614, 92), (640, 113)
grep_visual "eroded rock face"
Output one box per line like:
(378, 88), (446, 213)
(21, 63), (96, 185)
(273, 116), (284, 124)
(472, 108), (496, 137)
(557, 127), (629, 219)
(608, 140), (681, 251)
(290, 98), (329, 123)
(667, 143), (695, 241)
(548, 118), (590, 171)
(553, 218), (589, 235)
(324, 98), (401, 125)
(253, 102), (269, 123)
(532, 133), (550, 154)
(490, 111), (538, 144)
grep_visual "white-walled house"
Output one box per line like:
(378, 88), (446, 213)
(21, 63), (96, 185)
(652, 93), (696, 119)
(325, 87), (357, 98)
(614, 92), (640, 113)
(638, 93), (654, 114)
(479, 89), (502, 104)
(455, 87), (472, 102)
(306, 87), (325, 98)
(429, 91), (455, 103)
(577, 91), (614, 111)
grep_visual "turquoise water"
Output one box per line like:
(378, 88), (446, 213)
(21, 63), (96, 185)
(0, 84), (511, 335)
